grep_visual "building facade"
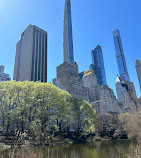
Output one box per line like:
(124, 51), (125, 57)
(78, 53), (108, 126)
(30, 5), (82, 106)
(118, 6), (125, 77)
(135, 60), (141, 93)
(113, 29), (130, 81)
(89, 45), (107, 85)
(83, 70), (119, 115)
(115, 75), (139, 114)
(53, 62), (88, 100)
(63, 0), (74, 64)
(13, 25), (47, 82)
(53, 63), (119, 115)
(0, 65), (11, 82)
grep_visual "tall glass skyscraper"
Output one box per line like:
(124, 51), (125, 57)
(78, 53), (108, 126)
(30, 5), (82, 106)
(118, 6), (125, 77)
(113, 29), (130, 81)
(89, 45), (107, 85)
(63, 0), (74, 64)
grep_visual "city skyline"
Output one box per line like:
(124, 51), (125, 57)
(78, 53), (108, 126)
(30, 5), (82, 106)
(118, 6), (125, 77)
(0, 0), (141, 97)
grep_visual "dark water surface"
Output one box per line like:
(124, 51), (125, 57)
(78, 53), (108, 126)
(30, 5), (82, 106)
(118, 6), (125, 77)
(0, 141), (138, 158)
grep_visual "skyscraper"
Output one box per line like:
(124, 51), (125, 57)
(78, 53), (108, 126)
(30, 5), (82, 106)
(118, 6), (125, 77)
(135, 60), (141, 92)
(13, 25), (47, 82)
(89, 45), (107, 85)
(0, 65), (11, 82)
(63, 0), (74, 64)
(113, 29), (130, 81)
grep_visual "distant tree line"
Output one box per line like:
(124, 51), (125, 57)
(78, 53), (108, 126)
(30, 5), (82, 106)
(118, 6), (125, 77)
(97, 110), (141, 141)
(0, 81), (96, 144)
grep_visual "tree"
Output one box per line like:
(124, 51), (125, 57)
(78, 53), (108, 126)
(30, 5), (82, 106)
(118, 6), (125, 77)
(0, 81), (96, 144)
(120, 111), (141, 141)
(71, 98), (96, 134)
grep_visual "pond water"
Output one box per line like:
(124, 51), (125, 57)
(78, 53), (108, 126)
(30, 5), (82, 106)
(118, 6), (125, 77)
(0, 141), (138, 158)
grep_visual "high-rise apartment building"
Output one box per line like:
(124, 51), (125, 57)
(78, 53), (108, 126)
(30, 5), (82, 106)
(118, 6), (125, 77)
(0, 65), (11, 82)
(13, 25), (47, 82)
(113, 29), (130, 81)
(89, 45), (107, 85)
(63, 0), (74, 64)
(135, 60), (141, 92)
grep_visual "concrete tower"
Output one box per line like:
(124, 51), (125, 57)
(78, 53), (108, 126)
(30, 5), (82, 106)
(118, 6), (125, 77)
(13, 25), (47, 82)
(113, 29), (130, 81)
(63, 0), (74, 64)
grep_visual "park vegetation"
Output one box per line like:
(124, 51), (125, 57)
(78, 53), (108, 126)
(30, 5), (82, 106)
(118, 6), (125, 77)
(120, 111), (141, 141)
(0, 81), (141, 146)
(0, 81), (96, 145)
(97, 110), (141, 142)
(1, 81), (141, 157)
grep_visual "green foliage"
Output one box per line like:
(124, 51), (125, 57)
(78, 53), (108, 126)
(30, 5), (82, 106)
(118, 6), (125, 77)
(71, 98), (95, 134)
(0, 81), (96, 144)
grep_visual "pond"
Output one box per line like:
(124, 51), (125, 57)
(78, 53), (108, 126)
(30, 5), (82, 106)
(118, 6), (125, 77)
(0, 141), (138, 158)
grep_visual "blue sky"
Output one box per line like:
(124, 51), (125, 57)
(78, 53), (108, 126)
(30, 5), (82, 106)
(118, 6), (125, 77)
(0, 0), (141, 97)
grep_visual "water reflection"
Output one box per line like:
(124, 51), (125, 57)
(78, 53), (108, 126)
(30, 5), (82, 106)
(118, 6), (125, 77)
(0, 141), (137, 158)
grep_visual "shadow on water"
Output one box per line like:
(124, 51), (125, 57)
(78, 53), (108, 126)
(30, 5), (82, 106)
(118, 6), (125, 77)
(0, 141), (138, 158)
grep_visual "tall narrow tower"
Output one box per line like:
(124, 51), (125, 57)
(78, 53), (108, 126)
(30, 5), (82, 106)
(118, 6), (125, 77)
(63, 0), (74, 64)
(113, 29), (130, 81)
